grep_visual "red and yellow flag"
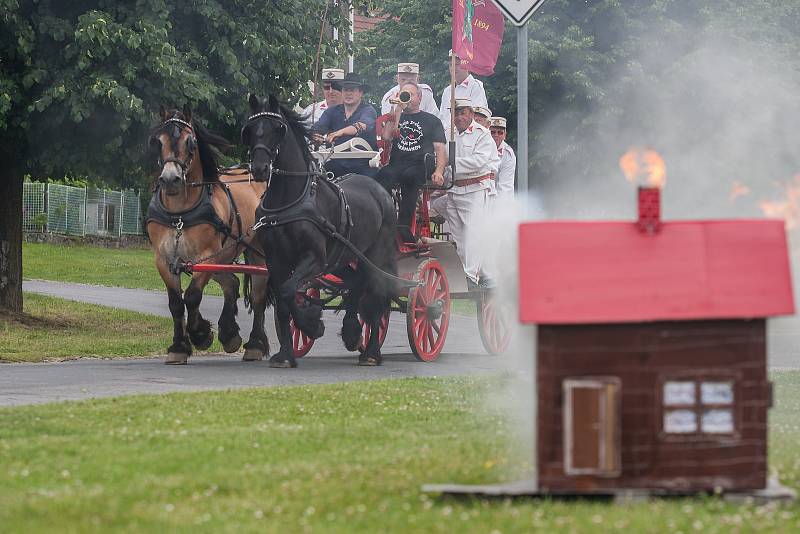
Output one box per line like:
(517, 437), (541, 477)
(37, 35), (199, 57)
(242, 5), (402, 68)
(452, 0), (505, 76)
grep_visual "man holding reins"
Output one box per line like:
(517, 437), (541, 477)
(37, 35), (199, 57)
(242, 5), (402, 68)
(313, 72), (378, 177)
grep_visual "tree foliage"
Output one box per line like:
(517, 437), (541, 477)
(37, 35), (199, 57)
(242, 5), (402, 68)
(0, 0), (356, 188)
(356, 0), (800, 190)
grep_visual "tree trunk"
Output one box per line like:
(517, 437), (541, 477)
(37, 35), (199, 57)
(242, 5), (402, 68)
(0, 153), (23, 313)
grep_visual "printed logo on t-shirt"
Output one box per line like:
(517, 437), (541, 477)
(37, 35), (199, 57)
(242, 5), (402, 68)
(397, 119), (423, 153)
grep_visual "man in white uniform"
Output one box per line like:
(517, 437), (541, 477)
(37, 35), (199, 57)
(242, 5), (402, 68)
(473, 106), (491, 128)
(489, 116), (516, 198)
(431, 98), (499, 288)
(380, 62), (439, 116)
(438, 51), (488, 131)
(302, 68), (344, 125)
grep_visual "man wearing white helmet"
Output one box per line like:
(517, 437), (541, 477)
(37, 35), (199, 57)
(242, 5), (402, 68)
(431, 98), (499, 289)
(473, 106), (491, 128)
(302, 68), (344, 125)
(489, 116), (516, 198)
(438, 50), (488, 131)
(380, 62), (439, 115)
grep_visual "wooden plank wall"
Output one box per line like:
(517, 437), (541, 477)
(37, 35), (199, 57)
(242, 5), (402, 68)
(537, 320), (768, 492)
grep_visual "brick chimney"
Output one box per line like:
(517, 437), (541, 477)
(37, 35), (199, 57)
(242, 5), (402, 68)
(637, 186), (661, 234)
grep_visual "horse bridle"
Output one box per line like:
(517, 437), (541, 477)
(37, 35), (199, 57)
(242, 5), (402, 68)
(243, 111), (327, 183)
(243, 111), (287, 184)
(156, 117), (197, 184)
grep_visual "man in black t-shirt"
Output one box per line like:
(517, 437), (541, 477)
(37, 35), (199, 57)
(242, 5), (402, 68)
(376, 82), (447, 239)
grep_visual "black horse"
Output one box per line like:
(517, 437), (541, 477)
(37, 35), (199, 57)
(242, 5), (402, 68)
(243, 94), (398, 367)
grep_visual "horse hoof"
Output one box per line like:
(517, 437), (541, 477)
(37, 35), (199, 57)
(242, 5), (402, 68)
(222, 334), (243, 353)
(357, 357), (380, 367)
(242, 348), (264, 362)
(269, 360), (293, 368)
(192, 332), (214, 351)
(166, 352), (189, 365)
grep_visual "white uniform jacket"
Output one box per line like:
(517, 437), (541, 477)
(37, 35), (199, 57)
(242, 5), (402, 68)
(438, 75), (488, 130)
(302, 100), (330, 125)
(380, 83), (439, 115)
(495, 141), (516, 197)
(447, 121), (500, 195)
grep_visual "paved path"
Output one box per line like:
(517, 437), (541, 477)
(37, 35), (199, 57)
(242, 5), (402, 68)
(1, 281), (499, 407)
(5, 280), (798, 407)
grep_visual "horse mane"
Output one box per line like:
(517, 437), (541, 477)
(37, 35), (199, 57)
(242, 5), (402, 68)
(193, 118), (231, 181)
(277, 101), (314, 168)
(152, 109), (232, 181)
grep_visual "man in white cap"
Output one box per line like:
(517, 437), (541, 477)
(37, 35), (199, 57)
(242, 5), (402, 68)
(438, 51), (488, 131)
(431, 98), (499, 288)
(380, 63), (439, 115)
(489, 116), (516, 198)
(473, 106), (491, 128)
(302, 68), (344, 125)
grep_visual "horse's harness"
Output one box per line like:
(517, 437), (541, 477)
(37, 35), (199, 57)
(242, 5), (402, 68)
(247, 110), (417, 288)
(147, 116), (258, 272)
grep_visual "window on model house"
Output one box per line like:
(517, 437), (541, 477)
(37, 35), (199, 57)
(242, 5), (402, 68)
(662, 379), (735, 436)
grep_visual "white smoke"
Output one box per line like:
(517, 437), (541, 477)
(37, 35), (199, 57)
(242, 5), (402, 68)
(475, 31), (800, 483)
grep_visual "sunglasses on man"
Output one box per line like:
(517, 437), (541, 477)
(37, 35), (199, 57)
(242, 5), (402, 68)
(322, 83), (342, 91)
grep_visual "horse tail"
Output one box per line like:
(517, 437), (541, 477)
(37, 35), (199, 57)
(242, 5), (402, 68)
(243, 273), (252, 311)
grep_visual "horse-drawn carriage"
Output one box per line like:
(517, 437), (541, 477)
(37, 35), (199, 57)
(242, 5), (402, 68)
(151, 97), (511, 366)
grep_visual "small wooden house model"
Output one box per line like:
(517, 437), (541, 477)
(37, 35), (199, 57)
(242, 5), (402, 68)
(517, 188), (794, 494)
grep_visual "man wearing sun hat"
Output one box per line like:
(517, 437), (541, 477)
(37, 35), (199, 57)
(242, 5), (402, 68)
(313, 72), (378, 177)
(472, 105), (491, 128)
(303, 67), (344, 125)
(431, 97), (499, 288)
(380, 62), (439, 115)
(489, 116), (516, 198)
(438, 50), (488, 131)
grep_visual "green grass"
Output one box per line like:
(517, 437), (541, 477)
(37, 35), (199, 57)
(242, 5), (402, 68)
(0, 375), (798, 533)
(22, 242), (226, 296)
(0, 293), (225, 362)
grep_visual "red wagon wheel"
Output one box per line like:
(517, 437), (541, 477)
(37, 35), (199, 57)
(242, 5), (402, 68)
(283, 287), (320, 358)
(358, 309), (390, 354)
(477, 291), (513, 355)
(406, 259), (450, 361)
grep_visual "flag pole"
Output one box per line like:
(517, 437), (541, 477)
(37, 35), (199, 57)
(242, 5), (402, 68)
(449, 52), (457, 174)
(516, 22), (528, 196)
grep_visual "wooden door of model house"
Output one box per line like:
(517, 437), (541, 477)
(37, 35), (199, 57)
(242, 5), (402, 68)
(563, 378), (621, 476)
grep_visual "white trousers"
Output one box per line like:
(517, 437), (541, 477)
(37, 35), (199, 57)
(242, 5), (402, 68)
(431, 188), (492, 282)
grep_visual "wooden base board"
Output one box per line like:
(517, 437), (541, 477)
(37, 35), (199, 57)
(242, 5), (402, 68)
(421, 477), (796, 504)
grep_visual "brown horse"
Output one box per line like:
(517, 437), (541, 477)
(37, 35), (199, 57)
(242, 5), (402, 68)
(146, 104), (270, 364)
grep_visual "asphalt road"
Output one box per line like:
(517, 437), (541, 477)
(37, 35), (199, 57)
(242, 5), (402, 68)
(4, 280), (798, 407)
(2, 280), (502, 406)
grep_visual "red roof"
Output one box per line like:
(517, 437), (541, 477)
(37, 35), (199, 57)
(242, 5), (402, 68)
(518, 220), (794, 324)
(353, 14), (386, 33)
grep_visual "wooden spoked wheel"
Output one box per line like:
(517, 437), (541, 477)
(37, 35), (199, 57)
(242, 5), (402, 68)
(358, 309), (390, 354)
(284, 287), (320, 358)
(406, 259), (450, 361)
(477, 291), (513, 355)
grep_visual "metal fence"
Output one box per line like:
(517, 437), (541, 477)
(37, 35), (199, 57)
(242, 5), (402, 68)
(121, 189), (143, 235)
(22, 182), (144, 237)
(22, 182), (46, 232)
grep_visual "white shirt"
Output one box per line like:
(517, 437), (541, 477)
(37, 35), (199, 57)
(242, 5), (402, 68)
(302, 100), (330, 125)
(495, 141), (516, 197)
(380, 83), (439, 115)
(446, 120), (500, 195)
(438, 74), (488, 130)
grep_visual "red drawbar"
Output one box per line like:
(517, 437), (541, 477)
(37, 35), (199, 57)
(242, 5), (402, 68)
(518, 219), (794, 324)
